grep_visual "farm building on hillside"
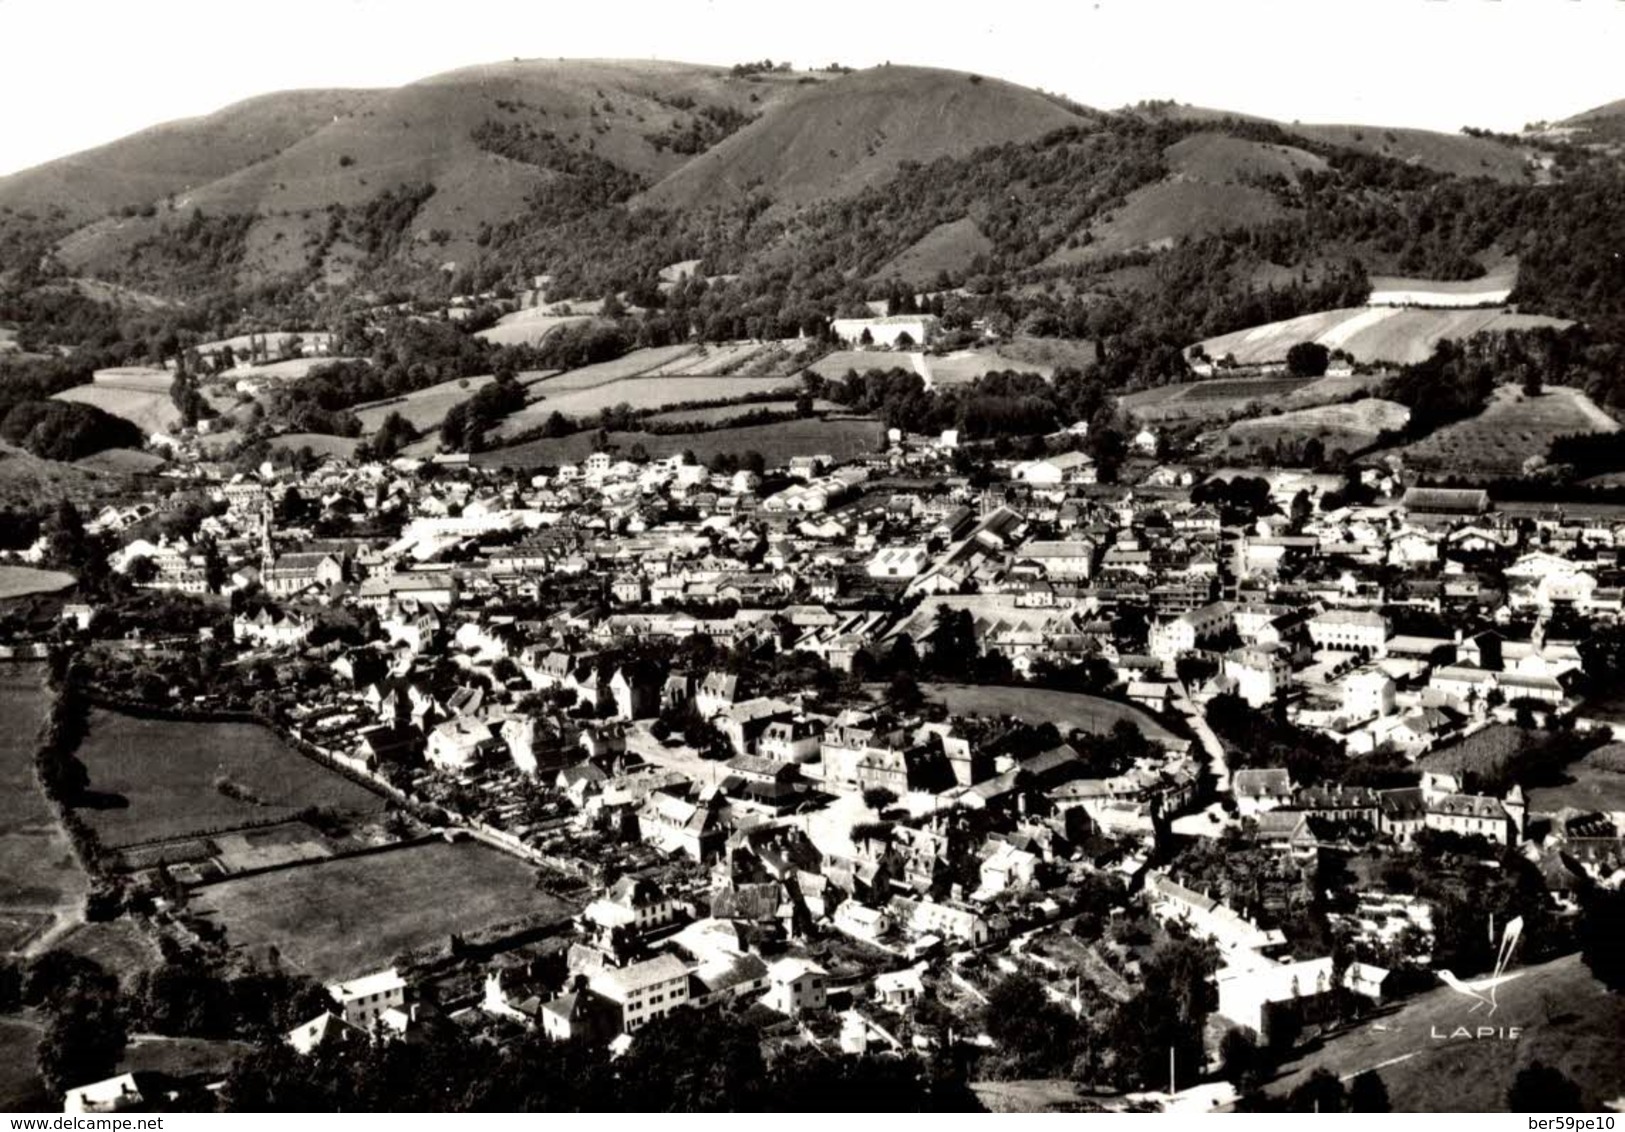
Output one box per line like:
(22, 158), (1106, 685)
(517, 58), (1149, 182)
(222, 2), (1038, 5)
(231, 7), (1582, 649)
(830, 315), (940, 348)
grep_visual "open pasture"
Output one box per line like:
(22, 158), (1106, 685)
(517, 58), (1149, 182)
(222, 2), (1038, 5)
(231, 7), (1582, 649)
(0, 666), (87, 957)
(73, 709), (382, 849)
(804, 350), (927, 382)
(0, 566), (74, 599)
(354, 374), (495, 434)
(921, 682), (1178, 746)
(53, 368), (180, 435)
(190, 838), (575, 980)
(474, 312), (593, 347)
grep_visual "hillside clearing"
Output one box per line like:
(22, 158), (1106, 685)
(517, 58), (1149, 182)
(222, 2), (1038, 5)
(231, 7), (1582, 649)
(0, 566), (75, 599)
(494, 373), (801, 436)
(1046, 179), (1288, 266)
(354, 374), (495, 434)
(473, 312), (593, 347)
(1195, 306), (1573, 367)
(1123, 373), (1390, 425)
(646, 399), (839, 426)
(805, 350), (927, 382)
(53, 384), (180, 437)
(1389, 385), (1617, 477)
(0, 443), (107, 508)
(1222, 399), (1410, 459)
(871, 217), (995, 283)
(73, 447), (166, 475)
(267, 433), (360, 459)
(922, 337), (1100, 387)
(480, 416), (883, 469)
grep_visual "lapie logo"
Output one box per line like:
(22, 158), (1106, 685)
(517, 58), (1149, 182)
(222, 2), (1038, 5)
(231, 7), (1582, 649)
(1431, 915), (1525, 1041)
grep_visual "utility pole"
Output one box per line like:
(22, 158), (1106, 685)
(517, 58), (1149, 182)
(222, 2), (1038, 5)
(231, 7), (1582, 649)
(1169, 1045), (1177, 1098)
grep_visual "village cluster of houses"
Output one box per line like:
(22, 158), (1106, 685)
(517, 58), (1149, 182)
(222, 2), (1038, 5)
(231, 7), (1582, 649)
(31, 431), (1625, 1110)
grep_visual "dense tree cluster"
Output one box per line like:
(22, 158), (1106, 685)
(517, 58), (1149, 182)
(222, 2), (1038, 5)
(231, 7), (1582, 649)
(440, 374), (527, 451)
(113, 209), (256, 298)
(219, 1008), (979, 1112)
(471, 121), (644, 221)
(0, 399), (144, 460)
(646, 104), (756, 155)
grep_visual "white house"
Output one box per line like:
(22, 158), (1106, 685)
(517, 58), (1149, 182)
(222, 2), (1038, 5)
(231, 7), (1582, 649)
(588, 953), (692, 1034)
(233, 607), (314, 648)
(326, 968), (408, 1030)
(1341, 668), (1396, 720)
(1151, 601), (1234, 661)
(1223, 645), (1289, 707)
(762, 957), (827, 1017)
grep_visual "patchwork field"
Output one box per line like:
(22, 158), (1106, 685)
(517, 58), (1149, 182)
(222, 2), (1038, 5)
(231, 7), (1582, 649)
(805, 350), (927, 381)
(921, 682), (1178, 746)
(522, 345), (702, 391)
(190, 838), (576, 980)
(473, 312), (594, 347)
(1194, 306), (1573, 367)
(267, 432), (360, 459)
(481, 416), (884, 469)
(1222, 398), (1410, 458)
(645, 399), (840, 426)
(219, 356), (356, 382)
(923, 337), (1101, 387)
(353, 374), (495, 434)
(53, 367), (181, 435)
(1046, 178), (1289, 265)
(73, 709), (383, 849)
(0, 567), (74, 600)
(496, 373), (803, 435)
(1124, 372), (1389, 424)
(0, 443), (106, 509)
(73, 448), (167, 475)
(0, 666), (87, 957)
(1392, 385), (1617, 477)
(639, 341), (770, 375)
(1123, 376), (1312, 422)
(1267, 953), (1625, 1111)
